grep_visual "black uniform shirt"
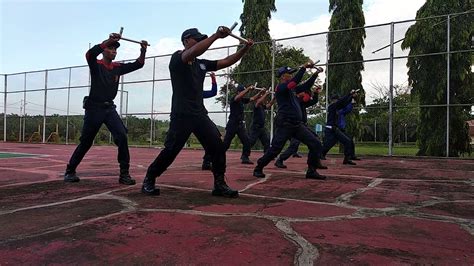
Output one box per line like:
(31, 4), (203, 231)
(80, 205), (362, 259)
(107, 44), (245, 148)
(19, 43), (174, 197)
(228, 96), (250, 122)
(252, 104), (266, 127)
(169, 50), (217, 117)
(86, 44), (144, 103)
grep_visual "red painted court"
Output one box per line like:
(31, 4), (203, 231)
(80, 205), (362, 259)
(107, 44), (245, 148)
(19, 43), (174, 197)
(0, 142), (473, 264)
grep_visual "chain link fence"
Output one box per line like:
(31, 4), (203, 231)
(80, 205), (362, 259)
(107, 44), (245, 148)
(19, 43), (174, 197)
(1, 11), (473, 157)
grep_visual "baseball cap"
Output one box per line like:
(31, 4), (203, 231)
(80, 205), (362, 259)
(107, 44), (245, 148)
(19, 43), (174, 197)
(236, 84), (245, 92)
(181, 28), (208, 43)
(106, 41), (120, 49)
(277, 66), (297, 77)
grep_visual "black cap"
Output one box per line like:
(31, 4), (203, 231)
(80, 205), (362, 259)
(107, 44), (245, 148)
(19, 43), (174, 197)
(236, 84), (245, 92)
(106, 41), (120, 49)
(277, 66), (297, 77)
(181, 28), (208, 43)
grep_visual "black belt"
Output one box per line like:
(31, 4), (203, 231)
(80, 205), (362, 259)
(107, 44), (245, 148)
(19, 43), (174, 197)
(83, 96), (115, 109)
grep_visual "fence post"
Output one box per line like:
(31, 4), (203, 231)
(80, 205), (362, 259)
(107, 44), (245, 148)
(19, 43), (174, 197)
(43, 70), (48, 143)
(225, 47), (230, 123)
(388, 22), (394, 156)
(150, 57), (156, 147)
(66, 68), (72, 144)
(119, 75), (124, 118)
(3, 75), (7, 142)
(446, 15), (451, 157)
(325, 32), (329, 124)
(270, 39), (276, 142)
(23, 73), (27, 142)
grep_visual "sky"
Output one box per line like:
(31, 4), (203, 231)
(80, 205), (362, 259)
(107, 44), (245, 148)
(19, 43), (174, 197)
(1, 0), (425, 74)
(1, 0), (431, 126)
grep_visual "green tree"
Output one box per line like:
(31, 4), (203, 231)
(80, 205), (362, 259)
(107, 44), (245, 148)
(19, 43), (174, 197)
(401, 0), (472, 156)
(359, 84), (419, 144)
(232, 0), (276, 87)
(327, 0), (366, 141)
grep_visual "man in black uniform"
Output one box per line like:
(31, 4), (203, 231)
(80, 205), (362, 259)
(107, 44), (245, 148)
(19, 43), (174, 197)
(253, 64), (326, 179)
(64, 33), (148, 185)
(248, 89), (275, 156)
(142, 27), (253, 197)
(321, 92), (358, 165)
(202, 84), (254, 170)
(275, 85), (324, 169)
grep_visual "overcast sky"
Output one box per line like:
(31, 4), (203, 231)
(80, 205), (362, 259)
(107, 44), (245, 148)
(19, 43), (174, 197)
(1, 0), (431, 126)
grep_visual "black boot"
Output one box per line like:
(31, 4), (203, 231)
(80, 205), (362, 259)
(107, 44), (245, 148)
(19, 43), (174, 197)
(343, 157), (356, 165)
(119, 169), (136, 185)
(212, 176), (238, 198)
(351, 156), (361, 161)
(241, 156), (254, 165)
(64, 165), (80, 182)
(253, 166), (266, 178)
(274, 159), (287, 169)
(306, 168), (326, 180)
(292, 152), (303, 158)
(141, 176), (160, 195)
(316, 158), (328, 169)
(202, 160), (212, 171)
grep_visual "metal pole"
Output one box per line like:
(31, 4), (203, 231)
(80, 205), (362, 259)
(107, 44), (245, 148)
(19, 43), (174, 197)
(374, 119), (377, 142)
(125, 91), (129, 127)
(388, 23), (394, 156)
(23, 73), (26, 142)
(19, 99), (22, 142)
(119, 75), (124, 117)
(446, 15), (451, 157)
(3, 75), (7, 142)
(270, 39), (276, 142)
(325, 32), (329, 123)
(225, 47), (230, 123)
(66, 68), (72, 144)
(150, 57), (156, 147)
(42, 70), (48, 143)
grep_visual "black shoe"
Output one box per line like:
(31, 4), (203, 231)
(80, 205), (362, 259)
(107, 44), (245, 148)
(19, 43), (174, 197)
(320, 155), (327, 160)
(212, 177), (239, 198)
(316, 160), (328, 169)
(141, 176), (160, 195)
(351, 156), (361, 161)
(241, 157), (254, 165)
(119, 169), (136, 185)
(274, 159), (287, 169)
(292, 153), (303, 158)
(119, 174), (136, 185)
(306, 168), (326, 180)
(202, 161), (212, 171)
(253, 167), (266, 178)
(64, 170), (80, 182)
(343, 158), (357, 165)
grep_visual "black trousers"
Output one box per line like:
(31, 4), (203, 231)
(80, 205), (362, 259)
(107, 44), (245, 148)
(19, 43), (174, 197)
(68, 106), (129, 171)
(278, 138), (301, 161)
(203, 120), (251, 162)
(256, 117), (322, 169)
(278, 126), (321, 162)
(248, 124), (270, 154)
(147, 114), (226, 179)
(321, 127), (354, 157)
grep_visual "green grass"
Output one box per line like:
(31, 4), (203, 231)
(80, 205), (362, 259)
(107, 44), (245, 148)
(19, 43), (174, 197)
(131, 140), (474, 158)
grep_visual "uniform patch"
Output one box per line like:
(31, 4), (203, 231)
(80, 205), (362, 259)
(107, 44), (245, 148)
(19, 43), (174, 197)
(199, 63), (207, 71)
